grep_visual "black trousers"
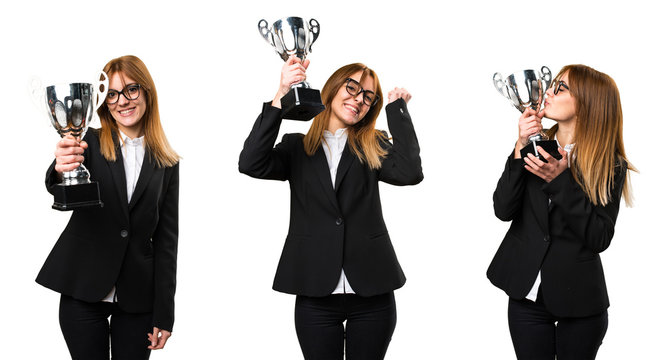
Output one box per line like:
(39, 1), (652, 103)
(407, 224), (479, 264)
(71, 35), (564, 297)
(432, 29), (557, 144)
(294, 292), (396, 360)
(508, 295), (608, 360)
(59, 294), (152, 360)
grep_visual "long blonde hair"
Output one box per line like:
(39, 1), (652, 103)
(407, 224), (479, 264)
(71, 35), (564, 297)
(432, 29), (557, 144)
(546, 64), (635, 206)
(97, 55), (179, 168)
(303, 63), (387, 169)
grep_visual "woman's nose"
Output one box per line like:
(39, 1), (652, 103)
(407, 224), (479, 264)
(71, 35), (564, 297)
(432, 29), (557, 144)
(545, 86), (555, 97)
(117, 93), (130, 105)
(353, 92), (364, 103)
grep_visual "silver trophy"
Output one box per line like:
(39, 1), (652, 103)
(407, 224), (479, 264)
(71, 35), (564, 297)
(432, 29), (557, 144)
(258, 17), (324, 121)
(493, 67), (559, 160)
(31, 72), (108, 210)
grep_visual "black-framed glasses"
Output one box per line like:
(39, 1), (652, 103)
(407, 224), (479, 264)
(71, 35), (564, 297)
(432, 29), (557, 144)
(106, 84), (142, 104)
(345, 78), (378, 106)
(553, 80), (569, 95)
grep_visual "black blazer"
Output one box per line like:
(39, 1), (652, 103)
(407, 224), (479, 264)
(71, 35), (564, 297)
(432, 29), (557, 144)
(37, 129), (179, 331)
(239, 99), (423, 297)
(487, 152), (626, 317)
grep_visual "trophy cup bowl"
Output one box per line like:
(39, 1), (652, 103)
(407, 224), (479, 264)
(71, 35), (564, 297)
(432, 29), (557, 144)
(32, 73), (108, 210)
(258, 17), (325, 121)
(493, 66), (561, 161)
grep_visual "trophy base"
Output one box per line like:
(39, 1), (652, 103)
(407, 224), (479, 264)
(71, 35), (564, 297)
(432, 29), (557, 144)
(520, 140), (562, 162)
(281, 87), (326, 121)
(52, 182), (103, 211)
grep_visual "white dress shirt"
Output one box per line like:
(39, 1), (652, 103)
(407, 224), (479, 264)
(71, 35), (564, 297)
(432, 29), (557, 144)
(101, 130), (145, 302)
(525, 137), (574, 301)
(321, 128), (356, 294)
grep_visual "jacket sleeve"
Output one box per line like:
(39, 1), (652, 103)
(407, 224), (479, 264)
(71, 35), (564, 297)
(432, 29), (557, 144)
(493, 153), (528, 221)
(238, 102), (290, 181)
(542, 162), (626, 253)
(45, 159), (60, 194)
(378, 98), (424, 185)
(151, 162), (179, 332)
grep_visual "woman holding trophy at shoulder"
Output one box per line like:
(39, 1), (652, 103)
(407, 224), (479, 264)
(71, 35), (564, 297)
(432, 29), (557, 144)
(487, 64), (635, 359)
(239, 52), (423, 359)
(37, 55), (179, 359)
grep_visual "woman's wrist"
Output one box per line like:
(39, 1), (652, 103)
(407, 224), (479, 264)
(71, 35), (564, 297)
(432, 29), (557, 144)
(514, 140), (523, 159)
(271, 92), (283, 108)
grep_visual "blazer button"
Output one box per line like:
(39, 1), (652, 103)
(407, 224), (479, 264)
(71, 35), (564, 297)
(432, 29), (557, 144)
(335, 218), (343, 226)
(544, 235), (550, 242)
(120, 230), (129, 238)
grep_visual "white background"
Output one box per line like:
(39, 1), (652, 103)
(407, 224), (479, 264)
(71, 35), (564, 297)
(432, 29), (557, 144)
(1, 0), (663, 358)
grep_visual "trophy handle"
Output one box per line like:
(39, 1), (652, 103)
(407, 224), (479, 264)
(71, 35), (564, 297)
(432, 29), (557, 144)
(29, 77), (47, 113)
(493, 72), (510, 100)
(258, 19), (275, 47)
(308, 18), (320, 52)
(93, 71), (109, 111)
(540, 66), (552, 88)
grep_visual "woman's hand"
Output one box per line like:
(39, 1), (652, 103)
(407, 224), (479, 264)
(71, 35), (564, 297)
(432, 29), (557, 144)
(514, 108), (545, 158)
(524, 146), (568, 182)
(147, 327), (172, 350)
(54, 135), (87, 173)
(388, 87), (411, 104)
(272, 55), (310, 108)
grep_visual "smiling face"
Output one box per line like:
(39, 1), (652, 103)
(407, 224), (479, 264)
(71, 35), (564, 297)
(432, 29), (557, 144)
(107, 71), (146, 138)
(328, 71), (375, 132)
(544, 72), (577, 125)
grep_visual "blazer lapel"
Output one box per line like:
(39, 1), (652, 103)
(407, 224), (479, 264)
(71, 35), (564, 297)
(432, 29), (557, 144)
(527, 176), (549, 236)
(334, 145), (354, 191)
(311, 146), (341, 212)
(107, 145), (130, 220)
(128, 151), (158, 211)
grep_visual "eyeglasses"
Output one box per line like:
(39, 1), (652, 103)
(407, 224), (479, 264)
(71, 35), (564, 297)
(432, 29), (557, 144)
(345, 78), (378, 107)
(553, 80), (570, 95)
(106, 84), (142, 104)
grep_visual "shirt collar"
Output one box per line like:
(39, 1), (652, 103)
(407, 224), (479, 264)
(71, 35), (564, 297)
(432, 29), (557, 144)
(554, 134), (574, 153)
(323, 128), (347, 138)
(118, 129), (145, 147)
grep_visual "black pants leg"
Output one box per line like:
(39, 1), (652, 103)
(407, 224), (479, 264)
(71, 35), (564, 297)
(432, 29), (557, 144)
(110, 305), (153, 360)
(295, 295), (345, 360)
(345, 293), (396, 360)
(59, 294), (152, 360)
(508, 296), (608, 360)
(555, 312), (608, 359)
(294, 292), (396, 360)
(59, 295), (113, 360)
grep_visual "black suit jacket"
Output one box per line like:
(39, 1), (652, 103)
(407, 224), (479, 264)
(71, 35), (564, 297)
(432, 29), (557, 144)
(239, 99), (422, 297)
(37, 129), (179, 331)
(487, 153), (626, 317)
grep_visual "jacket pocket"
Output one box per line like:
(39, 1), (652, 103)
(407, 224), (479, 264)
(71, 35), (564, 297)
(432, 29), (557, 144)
(368, 231), (389, 241)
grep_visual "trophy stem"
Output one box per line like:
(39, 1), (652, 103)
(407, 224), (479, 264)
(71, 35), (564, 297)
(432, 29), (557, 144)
(291, 81), (311, 89)
(62, 165), (92, 186)
(525, 133), (545, 159)
(528, 133), (542, 143)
